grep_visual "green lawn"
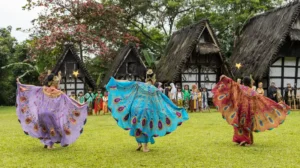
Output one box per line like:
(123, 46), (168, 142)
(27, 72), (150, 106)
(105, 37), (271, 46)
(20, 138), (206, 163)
(0, 106), (299, 168)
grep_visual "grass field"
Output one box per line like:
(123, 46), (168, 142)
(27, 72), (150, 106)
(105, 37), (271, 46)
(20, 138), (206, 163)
(0, 106), (300, 168)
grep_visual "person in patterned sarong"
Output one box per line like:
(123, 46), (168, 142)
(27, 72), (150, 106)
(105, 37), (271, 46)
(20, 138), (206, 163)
(213, 75), (290, 146)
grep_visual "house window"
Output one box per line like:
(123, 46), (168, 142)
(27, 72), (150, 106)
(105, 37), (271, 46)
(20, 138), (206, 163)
(269, 57), (299, 95)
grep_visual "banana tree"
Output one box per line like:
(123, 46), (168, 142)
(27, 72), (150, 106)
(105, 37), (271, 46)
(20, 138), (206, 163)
(141, 49), (158, 69)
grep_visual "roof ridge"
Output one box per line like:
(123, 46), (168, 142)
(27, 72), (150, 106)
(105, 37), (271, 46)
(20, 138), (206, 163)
(241, 1), (300, 33)
(172, 18), (208, 36)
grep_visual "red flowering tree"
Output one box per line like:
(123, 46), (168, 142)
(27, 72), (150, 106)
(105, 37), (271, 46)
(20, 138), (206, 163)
(23, 0), (139, 60)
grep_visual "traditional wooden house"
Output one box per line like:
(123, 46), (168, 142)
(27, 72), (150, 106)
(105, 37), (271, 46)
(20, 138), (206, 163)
(156, 19), (232, 97)
(101, 44), (147, 87)
(51, 44), (96, 96)
(230, 1), (300, 95)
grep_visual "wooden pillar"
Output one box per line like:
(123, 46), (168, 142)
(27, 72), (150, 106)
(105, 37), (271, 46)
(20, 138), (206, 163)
(64, 76), (67, 93)
(75, 77), (77, 95)
(295, 57), (299, 95)
(281, 57), (285, 96)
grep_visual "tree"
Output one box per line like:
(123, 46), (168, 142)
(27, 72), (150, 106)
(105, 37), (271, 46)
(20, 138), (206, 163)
(107, 0), (196, 57)
(22, 0), (139, 60)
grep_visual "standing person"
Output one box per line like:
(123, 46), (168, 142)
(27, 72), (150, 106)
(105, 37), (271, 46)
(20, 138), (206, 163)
(164, 83), (170, 97)
(77, 91), (85, 104)
(256, 82), (264, 95)
(145, 69), (156, 85)
(252, 81), (256, 91)
(284, 83), (295, 106)
(94, 89), (103, 115)
(70, 91), (76, 100)
(102, 91), (108, 114)
(212, 75), (290, 146)
(183, 85), (191, 111)
(176, 88), (184, 107)
(197, 89), (202, 112)
(169, 83), (177, 104)
(202, 88), (209, 111)
(106, 77), (188, 152)
(16, 72), (87, 149)
(85, 88), (95, 115)
(268, 82), (278, 102)
(190, 85), (198, 112)
(157, 82), (164, 92)
(237, 78), (242, 84)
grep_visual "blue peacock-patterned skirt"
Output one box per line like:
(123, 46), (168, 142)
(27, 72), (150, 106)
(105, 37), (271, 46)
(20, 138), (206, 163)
(106, 77), (189, 144)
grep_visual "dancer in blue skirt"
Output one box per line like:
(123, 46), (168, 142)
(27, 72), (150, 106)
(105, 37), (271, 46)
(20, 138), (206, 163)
(106, 73), (188, 152)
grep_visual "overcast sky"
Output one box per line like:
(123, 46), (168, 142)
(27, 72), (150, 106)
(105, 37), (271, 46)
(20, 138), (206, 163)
(0, 0), (40, 42)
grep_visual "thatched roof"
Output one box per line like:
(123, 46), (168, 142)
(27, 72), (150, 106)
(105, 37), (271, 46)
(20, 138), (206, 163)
(156, 19), (231, 82)
(230, 1), (300, 79)
(198, 43), (220, 55)
(52, 44), (96, 89)
(101, 43), (146, 87)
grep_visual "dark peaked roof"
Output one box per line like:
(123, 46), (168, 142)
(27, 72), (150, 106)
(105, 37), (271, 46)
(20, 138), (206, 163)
(52, 44), (96, 89)
(101, 43), (146, 87)
(230, 1), (300, 79)
(156, 19), (231, 82)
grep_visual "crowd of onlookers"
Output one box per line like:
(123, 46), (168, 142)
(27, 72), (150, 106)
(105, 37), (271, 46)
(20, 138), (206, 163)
(61, 89), (109, 115)
(267, 82), (300, 108)
(155, 82), (210, 112)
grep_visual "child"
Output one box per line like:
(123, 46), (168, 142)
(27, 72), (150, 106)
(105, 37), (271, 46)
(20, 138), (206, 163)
(190, 85), (198, 112)
(183, 85), (191, 111)
(102, 91), (108, 114)
(197, 89), (202, 112)
(202, 88), (209, 111)
(94, 89), (103, 115)
(70, 91), (76, 100)
(85, 88), (95, 115)
(77, 91), (85, 104)
(176, 88), (184, 107)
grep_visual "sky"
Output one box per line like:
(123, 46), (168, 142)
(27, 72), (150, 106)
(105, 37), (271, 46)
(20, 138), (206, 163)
(0, 0), (40, 42)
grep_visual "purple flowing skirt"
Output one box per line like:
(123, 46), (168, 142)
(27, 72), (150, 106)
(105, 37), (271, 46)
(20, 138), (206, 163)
(16, 83), (87, 147)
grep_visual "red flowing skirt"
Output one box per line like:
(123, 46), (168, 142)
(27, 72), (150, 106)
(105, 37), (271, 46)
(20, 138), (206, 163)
(94, 97), (103, 112)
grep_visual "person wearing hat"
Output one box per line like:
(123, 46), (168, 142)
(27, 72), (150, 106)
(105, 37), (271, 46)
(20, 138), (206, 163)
(16, 71), (87, 149)
(145, 69), (156, 85)
(213, 75), (290, 146)
(106, 77), (189, 152)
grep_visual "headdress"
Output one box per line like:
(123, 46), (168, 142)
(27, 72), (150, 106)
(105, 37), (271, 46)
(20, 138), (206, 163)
(47, 70), (62, 87)
(147, 69), (153, 75)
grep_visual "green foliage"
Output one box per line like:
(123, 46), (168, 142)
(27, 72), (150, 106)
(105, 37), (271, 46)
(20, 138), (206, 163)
(1, 107), (300, 167)
(141, 49), (156, 69)
(85, 56), (108, 88)
(0, 27), (40, 105)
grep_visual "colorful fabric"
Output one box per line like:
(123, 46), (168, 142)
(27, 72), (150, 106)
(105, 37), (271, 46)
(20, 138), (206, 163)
(212, 76), (290, 144)
(102, 96), (108, 113)
(85, 93), (94, 114)
(183, 90), (190, 101)
(202, 91), (208, 109)
(94, 93), (103, 114)
(77, 96), (85, 104)
(16, 83), (87, 147)
(106, 77), (189, 144)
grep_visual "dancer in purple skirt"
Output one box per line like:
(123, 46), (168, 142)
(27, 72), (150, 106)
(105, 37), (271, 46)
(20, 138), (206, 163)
(16, 71), (87, 149)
